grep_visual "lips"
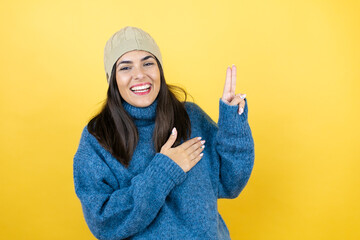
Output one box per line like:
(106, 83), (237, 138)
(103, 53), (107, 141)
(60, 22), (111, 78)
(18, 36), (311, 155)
(130, 83), (152, 95)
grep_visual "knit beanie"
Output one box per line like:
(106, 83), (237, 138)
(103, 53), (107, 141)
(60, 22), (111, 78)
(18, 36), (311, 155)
(103, 26), (163, 84)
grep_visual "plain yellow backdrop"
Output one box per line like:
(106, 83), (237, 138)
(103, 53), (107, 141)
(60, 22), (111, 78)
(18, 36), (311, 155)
(0, 0), (359, 239)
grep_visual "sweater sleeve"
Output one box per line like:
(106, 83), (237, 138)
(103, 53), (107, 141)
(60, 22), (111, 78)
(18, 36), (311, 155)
(73, 128), (187, 240)
(216, 98), (255, 199)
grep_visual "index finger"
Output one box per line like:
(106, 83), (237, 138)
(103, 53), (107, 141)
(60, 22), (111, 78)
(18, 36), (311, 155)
(179, 136), (202, 150)
(222, 67), (232, 97)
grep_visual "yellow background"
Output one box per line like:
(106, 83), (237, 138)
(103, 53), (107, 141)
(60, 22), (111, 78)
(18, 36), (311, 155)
(1, 0), (359, 239)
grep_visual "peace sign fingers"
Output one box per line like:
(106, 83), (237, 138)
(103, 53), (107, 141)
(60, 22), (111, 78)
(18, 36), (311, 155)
(222, 65), (237, 104)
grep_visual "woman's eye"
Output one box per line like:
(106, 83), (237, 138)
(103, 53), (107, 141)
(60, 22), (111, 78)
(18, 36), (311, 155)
(119, 66), (130, 71)
(144, 62), (154, 66)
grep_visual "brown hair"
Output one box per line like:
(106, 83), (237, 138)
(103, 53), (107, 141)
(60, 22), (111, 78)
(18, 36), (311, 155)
(87, 57), (192, 168)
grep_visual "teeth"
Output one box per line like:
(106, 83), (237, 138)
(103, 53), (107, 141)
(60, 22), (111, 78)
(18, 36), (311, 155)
(134, 89), (149, 93)
(131, 84), (151, 91)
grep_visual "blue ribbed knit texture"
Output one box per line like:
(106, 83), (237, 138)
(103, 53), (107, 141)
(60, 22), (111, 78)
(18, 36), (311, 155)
(73, 98), (255, 240)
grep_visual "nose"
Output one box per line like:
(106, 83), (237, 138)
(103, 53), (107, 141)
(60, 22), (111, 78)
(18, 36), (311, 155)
(132, 66), (145, 80)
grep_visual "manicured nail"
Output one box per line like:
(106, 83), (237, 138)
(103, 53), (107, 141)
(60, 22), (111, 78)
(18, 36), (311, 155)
(201, 145), (205, 149)
(238, 107), (244, 115)
(240, 94), (246, 99)
(200, 153), (204, 157)
(197, 137), (202, 140)
(171, 127), (176, 135)
(200, 140), (205, 144)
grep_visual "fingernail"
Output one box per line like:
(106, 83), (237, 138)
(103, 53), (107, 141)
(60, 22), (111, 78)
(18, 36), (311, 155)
(197, 137), (202, 140)
(201, 145), (205, 149)
(240, 94), (246, 99)
(200, 153), (204, 157)
(200, 140), (205, 144)
(171, 127), (176, 135)
(238, 107), (244, 115)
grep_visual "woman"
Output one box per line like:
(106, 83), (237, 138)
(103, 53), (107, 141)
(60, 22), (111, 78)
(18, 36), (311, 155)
(73, 26), (254, 240)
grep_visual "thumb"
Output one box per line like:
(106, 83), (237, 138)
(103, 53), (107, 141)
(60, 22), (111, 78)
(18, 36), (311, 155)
(229, 94), (243, 106)
(162, 127), (177, 149)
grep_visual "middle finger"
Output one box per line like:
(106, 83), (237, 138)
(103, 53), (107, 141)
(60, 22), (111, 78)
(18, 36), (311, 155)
(231, 65), (237, 96)
(187, 140), (205, 155)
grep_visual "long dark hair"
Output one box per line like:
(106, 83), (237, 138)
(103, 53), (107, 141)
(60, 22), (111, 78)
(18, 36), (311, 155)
(87, 57), (192, 168)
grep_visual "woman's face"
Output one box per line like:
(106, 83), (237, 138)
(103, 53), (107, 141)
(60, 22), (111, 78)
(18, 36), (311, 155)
(115, 50), (161, 108)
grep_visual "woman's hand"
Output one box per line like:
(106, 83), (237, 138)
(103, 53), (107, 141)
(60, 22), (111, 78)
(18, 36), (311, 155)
(221, 64), (246, 115)
(160, 128), (205, 173)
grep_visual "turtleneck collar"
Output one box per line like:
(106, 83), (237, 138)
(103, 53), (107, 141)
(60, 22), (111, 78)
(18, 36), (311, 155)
(122, 98), (158, 126)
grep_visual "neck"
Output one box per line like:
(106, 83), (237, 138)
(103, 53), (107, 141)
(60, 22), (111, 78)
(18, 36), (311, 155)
(122, 99), (158, 126)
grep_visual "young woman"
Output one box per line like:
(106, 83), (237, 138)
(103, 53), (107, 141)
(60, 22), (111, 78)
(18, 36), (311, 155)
(73, 26), (254, 240)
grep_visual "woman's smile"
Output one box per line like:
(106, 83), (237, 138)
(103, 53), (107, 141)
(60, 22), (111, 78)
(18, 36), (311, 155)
(130, 82), (152, 95)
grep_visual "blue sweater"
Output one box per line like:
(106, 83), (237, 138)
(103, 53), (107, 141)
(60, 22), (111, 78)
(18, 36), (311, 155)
(73, 98), (255, 240)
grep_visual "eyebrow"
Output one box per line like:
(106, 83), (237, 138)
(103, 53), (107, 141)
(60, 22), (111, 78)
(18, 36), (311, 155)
(116, 55), (155, 68)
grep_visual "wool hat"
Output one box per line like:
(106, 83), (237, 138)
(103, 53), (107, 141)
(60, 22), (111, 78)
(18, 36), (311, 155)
(103, 26), (163, 84)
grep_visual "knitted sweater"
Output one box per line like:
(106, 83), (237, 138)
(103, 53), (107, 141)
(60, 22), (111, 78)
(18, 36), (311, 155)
(73, 98), (255, 240)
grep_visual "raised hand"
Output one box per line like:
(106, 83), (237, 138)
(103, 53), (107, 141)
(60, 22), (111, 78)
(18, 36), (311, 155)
(160, 128), (205, 173)
(221, 64), (246, 115)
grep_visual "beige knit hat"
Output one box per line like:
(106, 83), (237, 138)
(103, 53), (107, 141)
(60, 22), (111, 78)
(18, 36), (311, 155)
(103, 26), (163, 84)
